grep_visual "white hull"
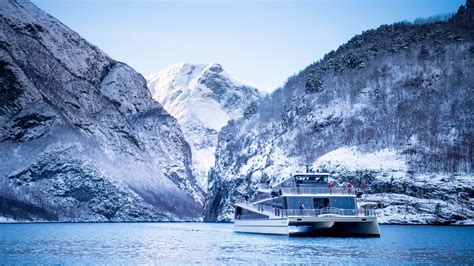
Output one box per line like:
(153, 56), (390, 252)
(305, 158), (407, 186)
(234, 218), (289, 235)
(234, 216), (380, 236)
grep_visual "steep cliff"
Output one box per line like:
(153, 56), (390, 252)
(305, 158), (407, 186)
(0, 0), (203, 221)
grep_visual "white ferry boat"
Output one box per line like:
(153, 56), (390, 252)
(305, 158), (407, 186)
(234, 172), (380, 236)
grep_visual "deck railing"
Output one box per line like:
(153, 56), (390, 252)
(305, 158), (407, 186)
(251, 204), (376, 218)
(283, 208), (376, 217)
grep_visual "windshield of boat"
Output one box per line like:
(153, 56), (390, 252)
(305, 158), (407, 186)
(294, 175), (328, 184)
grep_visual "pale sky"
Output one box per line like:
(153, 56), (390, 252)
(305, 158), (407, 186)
(31, 0), (464, 92)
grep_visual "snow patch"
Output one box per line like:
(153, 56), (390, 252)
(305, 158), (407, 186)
(315, 146), (407, 178)
(0, 216), (17, 223)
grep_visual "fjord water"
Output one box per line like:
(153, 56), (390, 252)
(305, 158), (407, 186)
(0, 223), (472, 264)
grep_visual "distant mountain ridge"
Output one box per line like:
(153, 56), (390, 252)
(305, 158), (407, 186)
(148, 63), (261, 191)
(204, 2), (474, 224)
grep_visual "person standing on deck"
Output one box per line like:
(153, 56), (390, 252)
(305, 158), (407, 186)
(299, 202), (305, 216)
(328, 182), (333, 194)
(347, 183), (353, 194)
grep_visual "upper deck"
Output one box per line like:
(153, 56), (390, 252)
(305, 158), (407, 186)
(258, 172), (355, 196)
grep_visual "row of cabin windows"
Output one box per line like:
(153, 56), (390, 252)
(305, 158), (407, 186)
(254, 196), (356, 211)
(285, 196), (356, 210)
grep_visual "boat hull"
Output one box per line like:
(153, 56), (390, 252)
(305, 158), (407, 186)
(234, 218), (289, 235)
(288, 215), (380, 236)
(289, 221), (380, 237)
(234, 217), (380, 237)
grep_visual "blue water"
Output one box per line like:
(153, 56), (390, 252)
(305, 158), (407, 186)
(0, 223), (472, 264)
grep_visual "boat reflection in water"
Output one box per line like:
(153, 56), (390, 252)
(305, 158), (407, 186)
(234, 172), (380, 237)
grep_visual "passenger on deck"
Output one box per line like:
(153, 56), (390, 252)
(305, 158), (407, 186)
(347, 183), (353, 194)
(299, 202), (305, 216)
(328, 182), (333, 194)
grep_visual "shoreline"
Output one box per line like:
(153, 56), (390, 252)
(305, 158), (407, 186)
(0, 220), (472, 226)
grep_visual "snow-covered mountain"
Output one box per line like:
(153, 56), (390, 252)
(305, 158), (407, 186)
(0, 0), (204, 222)
(147, 63), (261, 191)
(204, 3), (474, 224)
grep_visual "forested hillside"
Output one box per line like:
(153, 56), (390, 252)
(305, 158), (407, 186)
(205, 3), (473, 224)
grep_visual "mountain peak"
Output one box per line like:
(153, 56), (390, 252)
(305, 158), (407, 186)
(149, 62), (223, 79)
(147, 62), (261, 191)
(147, 62), (250, 103)
(203, 63), (224, 73)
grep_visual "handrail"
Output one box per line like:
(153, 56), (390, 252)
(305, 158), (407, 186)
(243, 203), (376, 218)
(284, 208), (376, 217)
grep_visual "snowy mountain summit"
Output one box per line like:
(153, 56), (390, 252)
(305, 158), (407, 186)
(148, 63), (261, 190)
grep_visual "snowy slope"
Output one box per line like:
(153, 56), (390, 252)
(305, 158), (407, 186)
(315, 148), (473, 224)
(0, 0), (203, 221)
(148, 63), (261, 190)
(204, 3), (474, 224)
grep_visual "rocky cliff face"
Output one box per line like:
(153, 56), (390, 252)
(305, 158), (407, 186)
(148, 63), (261, 191)
(204, 4), (474, 224)
(0, 0), (203, 222)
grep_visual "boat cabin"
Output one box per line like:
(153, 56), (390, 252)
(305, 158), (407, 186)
(236, 172), (360, 220)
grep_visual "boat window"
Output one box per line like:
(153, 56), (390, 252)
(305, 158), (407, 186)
(285, 197), (314, 209)
(236, 208), (268, 220)
(313, 198), (330, 209)
(294, 175), (328, 183)
(329, 197), (356, 209)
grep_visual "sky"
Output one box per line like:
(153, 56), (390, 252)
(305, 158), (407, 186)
(31, 0), (464, 92)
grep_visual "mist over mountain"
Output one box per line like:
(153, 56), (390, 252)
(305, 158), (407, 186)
(204, 3), (474, 224)
(0, 0), (204, 222)
(147, 63), (261, 191)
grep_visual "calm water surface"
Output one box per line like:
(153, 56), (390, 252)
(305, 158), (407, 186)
(0, 223), (473, 264)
